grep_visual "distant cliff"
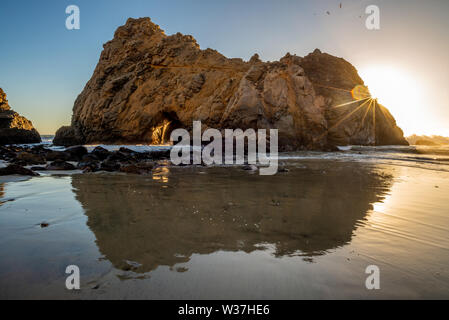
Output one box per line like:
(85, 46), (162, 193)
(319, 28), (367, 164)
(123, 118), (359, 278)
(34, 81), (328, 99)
(54, 17), (408, 149)
(407, 134), (449, 146)
(0, 88), (41, 145)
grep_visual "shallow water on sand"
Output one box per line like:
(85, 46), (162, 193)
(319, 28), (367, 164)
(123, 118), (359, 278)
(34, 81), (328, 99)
(1, 156), (449, 299)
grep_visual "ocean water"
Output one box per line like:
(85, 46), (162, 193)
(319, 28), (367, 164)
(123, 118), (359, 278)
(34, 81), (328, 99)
(1, 139), (449, 299)
(37, 135), (449, 170)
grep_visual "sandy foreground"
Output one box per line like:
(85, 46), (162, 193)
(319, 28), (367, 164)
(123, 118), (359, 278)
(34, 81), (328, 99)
(0, 155), (448, 299)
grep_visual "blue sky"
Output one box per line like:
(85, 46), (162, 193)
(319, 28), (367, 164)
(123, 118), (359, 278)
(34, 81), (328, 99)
(1, 0), (448, 135)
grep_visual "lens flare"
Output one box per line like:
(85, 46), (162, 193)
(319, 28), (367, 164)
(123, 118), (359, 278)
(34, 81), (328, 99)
(351, 85), (372, 100)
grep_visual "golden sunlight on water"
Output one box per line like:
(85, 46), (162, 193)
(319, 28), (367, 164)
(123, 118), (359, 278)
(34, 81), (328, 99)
(152, 166), (170, 183)
(349, 166), (449, 298)
(363, 167), (449, 251)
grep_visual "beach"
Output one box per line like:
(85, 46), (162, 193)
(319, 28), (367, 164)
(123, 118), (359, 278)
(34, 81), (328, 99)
(1, 144), (449, 299)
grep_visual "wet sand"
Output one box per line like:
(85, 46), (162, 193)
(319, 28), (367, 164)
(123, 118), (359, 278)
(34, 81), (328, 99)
(1, 158), (449, 299)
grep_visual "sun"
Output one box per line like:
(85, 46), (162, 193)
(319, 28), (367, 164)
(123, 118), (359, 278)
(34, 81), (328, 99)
(358, 66), (426, 136)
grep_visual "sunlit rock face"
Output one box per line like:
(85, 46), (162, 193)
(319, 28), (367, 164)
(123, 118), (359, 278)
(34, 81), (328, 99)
(55, 17), (407, 149)
(71, 163), (394, 273)
(0, 88), (41, 145)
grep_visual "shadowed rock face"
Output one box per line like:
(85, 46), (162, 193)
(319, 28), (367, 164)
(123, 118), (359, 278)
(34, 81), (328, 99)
(0, 88), (41, 145)
(55, 17), (407, 149)
(53, 126), (82, 147)
(72, 162), (394, 273)
(301, 50), (409, 146)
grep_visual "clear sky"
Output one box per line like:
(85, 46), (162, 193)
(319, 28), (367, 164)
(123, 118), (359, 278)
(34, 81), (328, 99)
(1, 0), (448, 136)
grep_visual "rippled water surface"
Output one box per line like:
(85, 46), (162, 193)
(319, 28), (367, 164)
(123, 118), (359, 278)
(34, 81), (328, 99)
(1, 147), (449, 299)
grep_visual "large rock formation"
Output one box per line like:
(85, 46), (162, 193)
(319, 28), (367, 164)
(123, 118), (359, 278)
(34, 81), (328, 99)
(0, 88), (41, 145)
(54, 17), (408, 149)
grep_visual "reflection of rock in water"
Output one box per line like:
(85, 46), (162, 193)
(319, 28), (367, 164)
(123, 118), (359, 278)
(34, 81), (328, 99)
(71, 162), (394, 273)
(0, 183), (4, 205)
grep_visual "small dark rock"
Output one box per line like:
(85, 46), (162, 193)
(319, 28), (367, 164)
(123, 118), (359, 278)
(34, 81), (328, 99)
(46, 160), (76, 170)
(91, 146), (110, 160)
(16, 152), (46, 165)
(65, 146), (88, 161)
(0, 164), (39, 176)
(77, 160), (100, 171)
(119, 147), (134, 154)
(100, 159), (120, 172)
(106, 151), (128, 162)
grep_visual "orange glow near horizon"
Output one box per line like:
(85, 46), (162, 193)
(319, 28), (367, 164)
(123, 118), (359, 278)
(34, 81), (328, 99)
(358, 66), (439, 137)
